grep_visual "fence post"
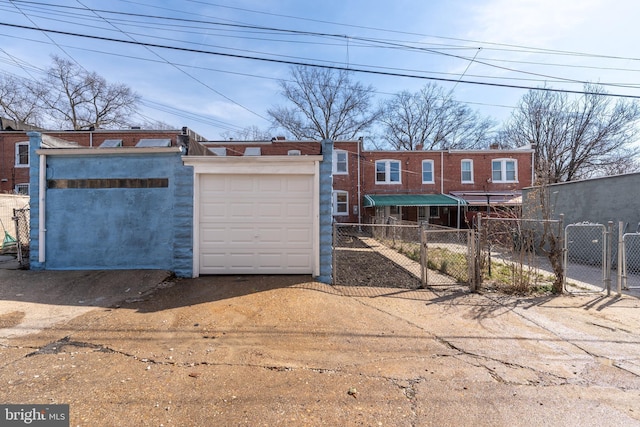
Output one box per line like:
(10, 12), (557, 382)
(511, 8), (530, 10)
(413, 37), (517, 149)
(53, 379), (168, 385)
(332, 223), (337, 285)
(421, 228), (428, 288)
(617, 221), (623, 296)
(605, 221), (613, 296)
(559, 214), (567, 293)
(12, 209), (23, 266)
(474, 215), (482, 292)
(469, 229), (476, 291)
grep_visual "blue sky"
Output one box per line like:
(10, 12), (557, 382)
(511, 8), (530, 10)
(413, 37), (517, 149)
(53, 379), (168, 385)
(1, 0), (640, 140)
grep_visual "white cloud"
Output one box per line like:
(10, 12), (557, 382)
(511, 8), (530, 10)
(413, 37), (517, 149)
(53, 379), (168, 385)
(466, 0), (602, 48)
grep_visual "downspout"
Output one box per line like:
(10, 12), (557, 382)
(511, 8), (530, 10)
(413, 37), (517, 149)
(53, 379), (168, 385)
(440, 151), (444, 194)
(38, 152), (46, 263)
(530, 144), (536, 185)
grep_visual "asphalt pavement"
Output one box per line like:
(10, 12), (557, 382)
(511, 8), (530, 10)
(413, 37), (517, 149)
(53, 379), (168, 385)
(0, 269), (639, 426)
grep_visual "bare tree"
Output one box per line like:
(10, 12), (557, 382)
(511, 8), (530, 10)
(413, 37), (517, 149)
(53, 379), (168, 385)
(380, 84), (495, 150)
(220, 125), (272, 141)
(497, 84), (640, 184)
(267, 66), (380, 141)
(36, 56), (140, 130)
(0, 74), (45, 126)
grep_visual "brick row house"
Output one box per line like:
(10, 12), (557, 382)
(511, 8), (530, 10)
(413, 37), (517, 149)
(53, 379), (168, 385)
(200, 138), (535, 229)
(332, 140), (534, 228)
(2, 122), (534, 229)
(0, 120), (205, 195)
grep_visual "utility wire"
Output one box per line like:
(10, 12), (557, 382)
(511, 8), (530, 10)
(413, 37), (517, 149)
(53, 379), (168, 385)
(72, 0), (268, 122)
(5, 1), (640, 81)
(2, 21), (639, 100)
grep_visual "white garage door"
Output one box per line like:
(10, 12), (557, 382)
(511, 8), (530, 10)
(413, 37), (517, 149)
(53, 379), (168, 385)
(199, 174), (314, 274)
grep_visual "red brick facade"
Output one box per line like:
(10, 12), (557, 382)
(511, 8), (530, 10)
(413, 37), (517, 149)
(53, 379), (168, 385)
(2, 131), (534, 229)
(333, 141), (534, 227)
(0, 129), (196, 194)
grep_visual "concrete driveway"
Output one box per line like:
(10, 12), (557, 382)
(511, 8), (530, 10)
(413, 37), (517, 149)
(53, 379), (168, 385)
(0, 270), (639, 426)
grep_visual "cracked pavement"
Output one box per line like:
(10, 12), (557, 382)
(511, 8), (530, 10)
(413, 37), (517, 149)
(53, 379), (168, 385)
(0, 271), (640, 426)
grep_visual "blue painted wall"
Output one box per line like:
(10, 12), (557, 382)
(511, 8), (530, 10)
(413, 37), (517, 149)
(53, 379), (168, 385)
(29, 132), (193, 276)
(317, 139), (333, 283)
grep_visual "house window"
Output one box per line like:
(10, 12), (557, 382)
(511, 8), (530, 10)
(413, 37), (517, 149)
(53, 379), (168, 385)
(376, 206), (401, 219)
(461, 159), (473, 183)
(333, 150), (348, 174)
(492, 159), (517, 183)
(15, 183), (29, 195)
(422, 160), (434, 184)
(418, 206), (439, 220)
(375, 160), (401, 184)
(333, 191), (348, 216)
(15, 142), (29, 167)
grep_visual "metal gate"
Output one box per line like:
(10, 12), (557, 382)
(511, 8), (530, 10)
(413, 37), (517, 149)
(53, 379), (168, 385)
(421, 228), (475, 288)
(333, 223), (475, 290)
(621, 228), (640, 290)
(564, 222), (613, 293)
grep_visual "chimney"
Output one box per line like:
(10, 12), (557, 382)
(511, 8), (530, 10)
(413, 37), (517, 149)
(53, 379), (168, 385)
(489, 142), (500, 149)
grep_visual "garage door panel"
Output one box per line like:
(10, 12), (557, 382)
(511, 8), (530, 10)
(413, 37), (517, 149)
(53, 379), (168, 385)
(287, 202), (312, 218)
(201, 202), (227, 219)
(199, 174), (314, 275)
(201, 226), (226, 244)
(230, 179), (254, 192)
(258, 179), (283, 192)
(286, 176), (311, 191)
(260, 203), (284, 217)
(228, 201), (253, 215)
(287, 228), (312, 244)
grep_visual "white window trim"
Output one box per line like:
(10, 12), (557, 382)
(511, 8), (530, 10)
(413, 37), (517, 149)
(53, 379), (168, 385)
(333, 150), (348, 175)
(15, 141), (29, 168)
(491, 158), (518, 183)
(421, 160), (435, 184)
(375, 159), (402, 184)
(461, 159), (474, 184)
(430, 206), (440, 218)
(333, 190), (349, 216)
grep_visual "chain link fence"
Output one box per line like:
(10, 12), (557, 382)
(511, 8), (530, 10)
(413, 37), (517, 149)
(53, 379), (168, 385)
(333, 223), (423, 289)
(333, 220), (475, 290)
(13, 206), (30, 268)
(478, 216), (564, 293)
(563, 222), (610, 293)
(422, 228), (474, 288)
(334, 216), (636, 296)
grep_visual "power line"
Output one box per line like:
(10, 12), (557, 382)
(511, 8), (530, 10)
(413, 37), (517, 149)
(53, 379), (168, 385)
(72, 0), (268, 122)
(6, 0), (640, 79)
(2, 21), (640, 100)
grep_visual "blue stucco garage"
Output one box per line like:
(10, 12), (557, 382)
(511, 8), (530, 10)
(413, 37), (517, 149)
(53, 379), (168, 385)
(27, 132), (333, 281)
(28, 132), (194, 277)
